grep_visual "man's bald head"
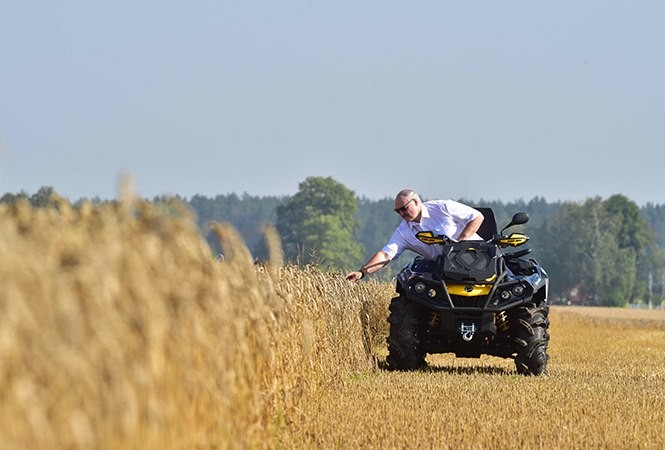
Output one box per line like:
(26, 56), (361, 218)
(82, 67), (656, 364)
(395, 189), (419, 202)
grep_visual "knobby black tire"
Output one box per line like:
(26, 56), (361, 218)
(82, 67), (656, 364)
(514, 304), (550, 375)
(386, 295), (426, 371)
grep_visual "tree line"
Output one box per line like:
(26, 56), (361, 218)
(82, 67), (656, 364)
(3, 180), (665, 307)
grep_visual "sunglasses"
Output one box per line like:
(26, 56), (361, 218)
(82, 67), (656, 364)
(394, 197), (415, 214)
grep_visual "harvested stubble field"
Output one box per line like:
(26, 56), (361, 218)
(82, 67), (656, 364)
(1, 198), (664, 449)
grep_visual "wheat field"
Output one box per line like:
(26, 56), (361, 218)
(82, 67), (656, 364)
(1, 197), (664, 449)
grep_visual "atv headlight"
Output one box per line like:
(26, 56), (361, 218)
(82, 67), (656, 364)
(511, 284), (526, 297)
(427, 289), (437, 298)
(499, 290), (511, 300)
(414, 281), (427, 294)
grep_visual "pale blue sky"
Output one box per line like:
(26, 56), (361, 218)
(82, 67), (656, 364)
(1, 1), (663, 204)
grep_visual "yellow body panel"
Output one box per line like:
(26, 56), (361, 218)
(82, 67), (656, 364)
(447, 284), (492, 297)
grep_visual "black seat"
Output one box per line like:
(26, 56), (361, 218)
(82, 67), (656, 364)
(474, 207), (498, 241)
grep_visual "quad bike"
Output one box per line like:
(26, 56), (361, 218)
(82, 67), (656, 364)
(386, 209), (550, 375)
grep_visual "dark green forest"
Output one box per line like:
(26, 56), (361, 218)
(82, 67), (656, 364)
(4, 181), (665, 307)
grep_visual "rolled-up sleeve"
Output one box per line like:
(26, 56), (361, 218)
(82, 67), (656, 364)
(381, 229), (405, 259)
(444, 200), (481, 227)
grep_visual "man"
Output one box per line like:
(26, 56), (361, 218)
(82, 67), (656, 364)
(345, 189), (484, 281)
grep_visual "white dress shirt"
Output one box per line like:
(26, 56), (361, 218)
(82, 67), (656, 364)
(381, 199), (483, 260)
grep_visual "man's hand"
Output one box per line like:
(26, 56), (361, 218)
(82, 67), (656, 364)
(345, 270), (364, 281)
(345, 252), (391, 281)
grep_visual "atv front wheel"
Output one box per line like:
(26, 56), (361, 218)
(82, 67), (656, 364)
(386, 295), (426, 370)
(514, 305), (550, 375)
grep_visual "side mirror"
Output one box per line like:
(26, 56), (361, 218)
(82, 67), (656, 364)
(501, 212), (529, 233)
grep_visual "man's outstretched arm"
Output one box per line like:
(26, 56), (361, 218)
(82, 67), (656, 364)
(345, 251), (393, 281)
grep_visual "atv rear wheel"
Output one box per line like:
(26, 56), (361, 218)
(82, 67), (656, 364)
(514, 304), (550, 375)
(386, 295), (426, 370)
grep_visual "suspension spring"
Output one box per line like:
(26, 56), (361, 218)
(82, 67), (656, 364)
(496, 310), (510, 332)
(428, 312), (441, 328)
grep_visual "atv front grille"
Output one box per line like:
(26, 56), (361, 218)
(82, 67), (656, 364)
(449, 294), (487, 308)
